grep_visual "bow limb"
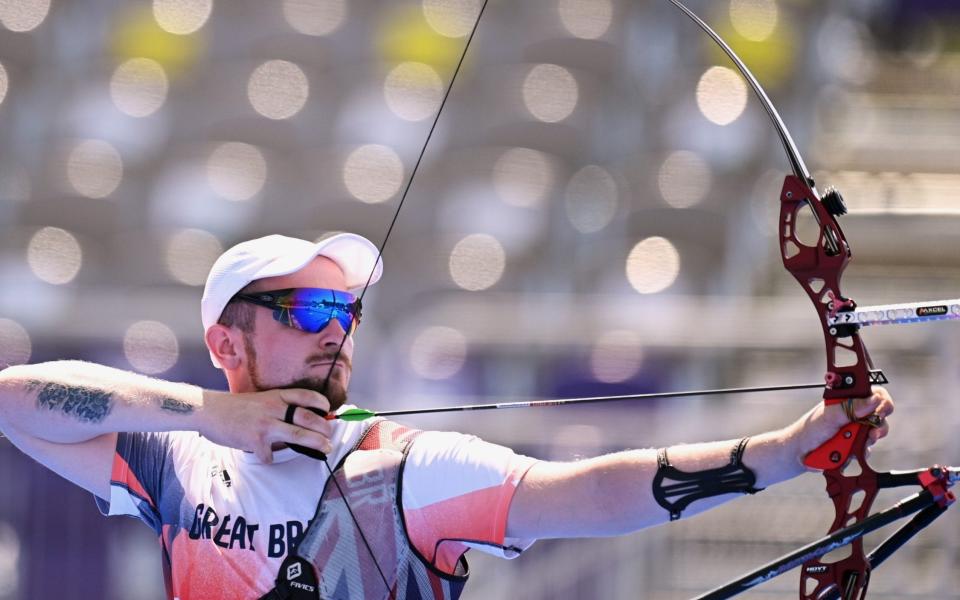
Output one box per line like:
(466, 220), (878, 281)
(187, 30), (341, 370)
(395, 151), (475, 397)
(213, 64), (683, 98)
(666, 0), (813, 186)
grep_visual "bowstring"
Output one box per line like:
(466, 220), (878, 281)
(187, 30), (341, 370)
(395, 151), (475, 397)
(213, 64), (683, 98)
(322, 458), (395, 598)
(321, 0), (491, 392)
(316, 1), (492, 596)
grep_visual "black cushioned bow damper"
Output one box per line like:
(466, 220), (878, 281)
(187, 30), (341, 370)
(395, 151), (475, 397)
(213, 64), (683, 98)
(284, 404), (328, 461)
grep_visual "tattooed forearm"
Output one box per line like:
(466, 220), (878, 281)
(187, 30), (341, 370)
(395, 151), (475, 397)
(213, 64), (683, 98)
(159, 397), (195, 414)
(27, 380), (113, 424)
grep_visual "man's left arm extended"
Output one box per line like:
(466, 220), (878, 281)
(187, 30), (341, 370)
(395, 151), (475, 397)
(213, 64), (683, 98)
(506, 389), (893, 540)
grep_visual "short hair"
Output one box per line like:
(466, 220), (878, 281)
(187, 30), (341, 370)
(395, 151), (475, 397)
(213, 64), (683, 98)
(217, 284), (256, 332)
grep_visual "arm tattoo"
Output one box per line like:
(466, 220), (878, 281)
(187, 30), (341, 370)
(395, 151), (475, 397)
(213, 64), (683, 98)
(27, 380), (113, 424)
(160, 397), (195, 414)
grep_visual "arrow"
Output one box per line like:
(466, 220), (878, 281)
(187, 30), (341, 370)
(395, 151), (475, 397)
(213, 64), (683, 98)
(328, 382), (827, 422)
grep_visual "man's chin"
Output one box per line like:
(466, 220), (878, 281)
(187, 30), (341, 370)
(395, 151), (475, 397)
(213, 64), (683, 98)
(271, 377), (348, 413)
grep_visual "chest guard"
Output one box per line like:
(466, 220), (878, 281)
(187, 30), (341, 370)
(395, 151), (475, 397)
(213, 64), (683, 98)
(260, 420), (468, 600)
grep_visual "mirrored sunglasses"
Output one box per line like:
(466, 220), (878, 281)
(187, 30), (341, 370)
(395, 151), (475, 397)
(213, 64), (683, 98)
(233, 288), (362, 335)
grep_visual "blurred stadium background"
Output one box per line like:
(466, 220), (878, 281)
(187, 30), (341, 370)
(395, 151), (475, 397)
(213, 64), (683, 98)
(0, 0), (959, 598)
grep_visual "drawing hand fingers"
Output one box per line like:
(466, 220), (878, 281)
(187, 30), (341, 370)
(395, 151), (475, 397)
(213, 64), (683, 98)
(271, 422), (332, 455)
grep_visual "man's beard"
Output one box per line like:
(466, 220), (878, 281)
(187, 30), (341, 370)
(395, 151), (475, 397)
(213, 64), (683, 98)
(243, 334), (350, 413)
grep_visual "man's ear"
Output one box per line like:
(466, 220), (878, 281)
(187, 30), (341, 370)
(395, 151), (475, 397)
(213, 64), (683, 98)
(205, 324), (244, 370)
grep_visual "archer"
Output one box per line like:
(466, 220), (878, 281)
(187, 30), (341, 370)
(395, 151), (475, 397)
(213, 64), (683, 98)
(0, 233), (894, 600)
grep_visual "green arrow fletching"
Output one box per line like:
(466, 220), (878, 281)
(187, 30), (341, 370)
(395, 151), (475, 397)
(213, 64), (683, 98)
(336, 408), (378, 421)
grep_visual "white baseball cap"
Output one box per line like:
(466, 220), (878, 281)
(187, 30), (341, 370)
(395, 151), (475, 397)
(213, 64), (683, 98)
(201, 233), (382, 365)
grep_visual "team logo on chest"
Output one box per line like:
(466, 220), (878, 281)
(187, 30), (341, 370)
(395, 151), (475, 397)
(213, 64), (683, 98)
(209, 464), (232, 488)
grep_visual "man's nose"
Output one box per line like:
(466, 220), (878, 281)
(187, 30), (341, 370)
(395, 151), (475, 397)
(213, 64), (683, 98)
(319, 317), (348, 344)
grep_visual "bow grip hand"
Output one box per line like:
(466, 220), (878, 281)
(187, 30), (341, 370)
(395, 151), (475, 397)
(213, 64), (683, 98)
(803, 421), (864, 470)
(802, 391), (892, 470)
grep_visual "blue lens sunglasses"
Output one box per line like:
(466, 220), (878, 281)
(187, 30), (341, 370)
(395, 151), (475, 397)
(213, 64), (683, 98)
(233, 288), (362, 335)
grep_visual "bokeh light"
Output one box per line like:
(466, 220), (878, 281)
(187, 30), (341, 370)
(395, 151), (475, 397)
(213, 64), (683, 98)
(590, 329), (643, 383)
(164, 229), (223, 285)
(522, 64), (578, 123)
(247, 60), (310, 120)
(492, 147), (554, 208)
(124, 321), (180, 374)
(696, 65), (747, 126)
(110, 58), (169, 117)
(111, 5), (202, 75)
(409, 326), (468, 379)
(342, 144), (404, 203)
(0, 522), (20, 598)
(152, 0), (212, 35)
(66, 140), (124, 199)
(657, 150), (712, 208)
(0, 62), (8, 107)
(422, 0), (482, 38)
(449, 233), (505, 291)
(558, 0), (613, 40)
(729, 0), (779, 42)
(0, 319), (31, 368)
(625, 236), (680, 294)
(379, 5), (463, 68)
(27, 227), (83, 285)
(383, 61), (443, 122)
(206, 142), (267, 201)
(0, 0), (50, 32)
(282, 0), (346, 36)
(565, 165), (618, 233)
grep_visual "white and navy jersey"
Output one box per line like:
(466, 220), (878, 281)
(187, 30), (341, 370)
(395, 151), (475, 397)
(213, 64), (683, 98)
(95, 407), (538, 599)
